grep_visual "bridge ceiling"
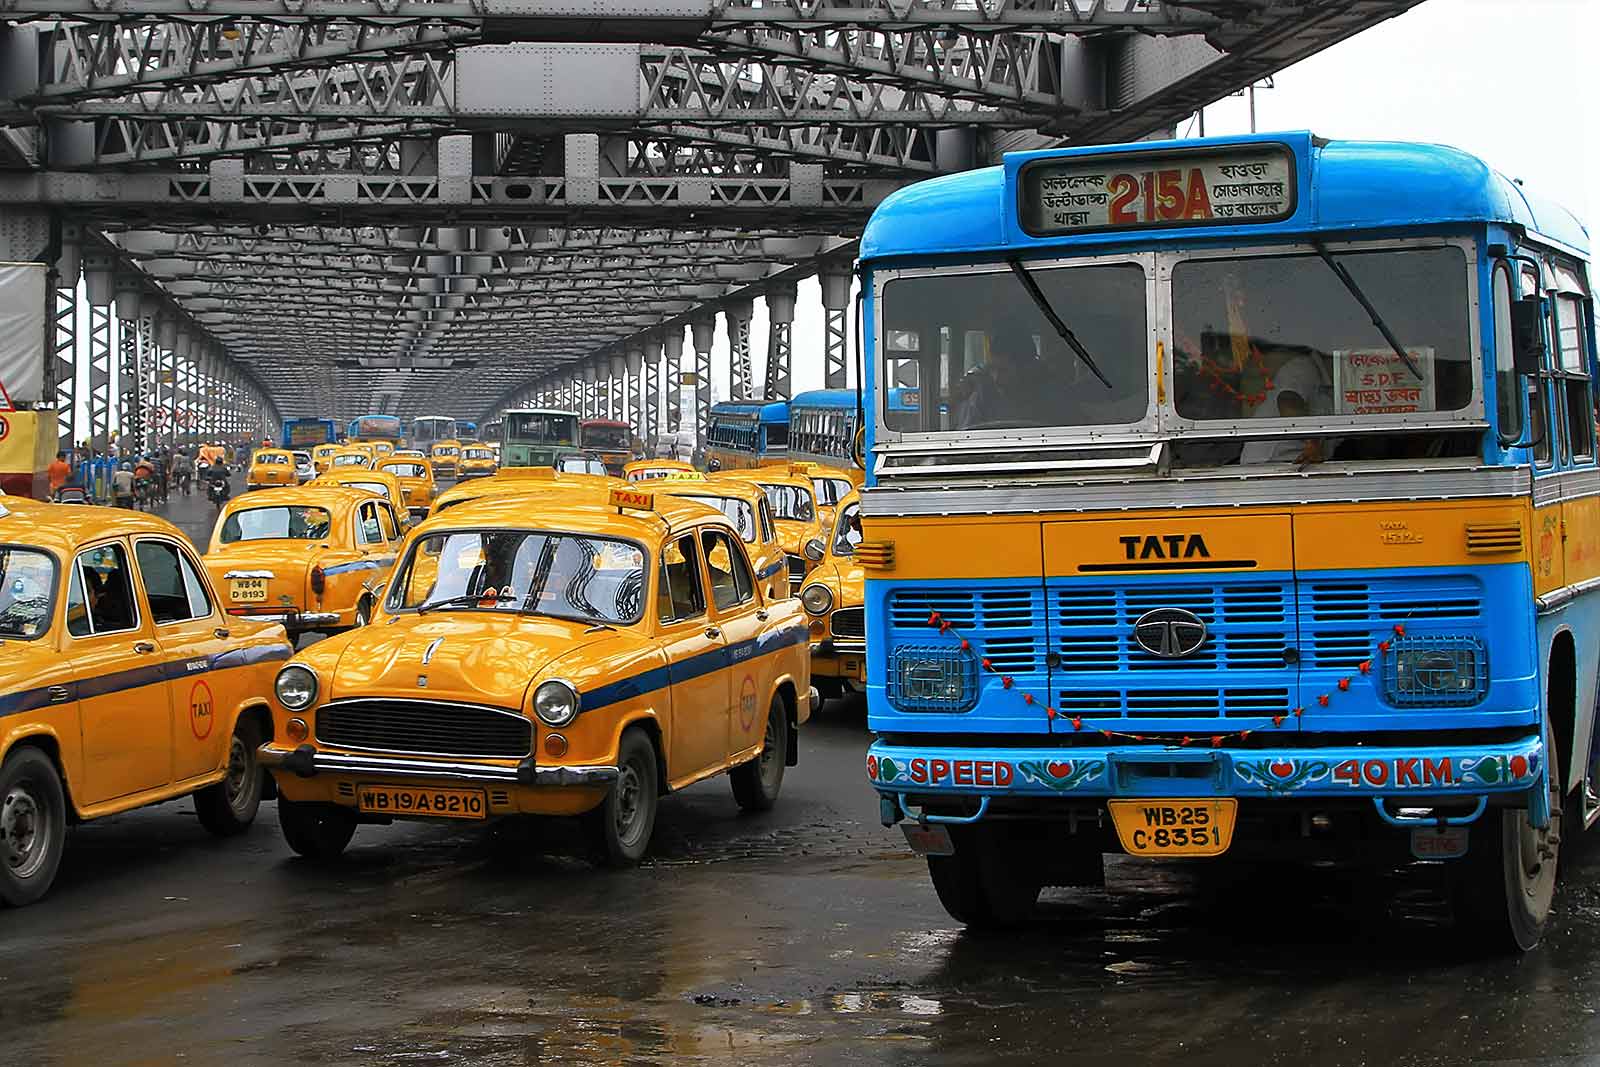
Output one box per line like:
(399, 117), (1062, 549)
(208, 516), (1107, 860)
(0, 0), (1426, 424)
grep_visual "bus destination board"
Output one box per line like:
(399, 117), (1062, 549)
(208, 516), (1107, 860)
(1019, 146), (1295, 236)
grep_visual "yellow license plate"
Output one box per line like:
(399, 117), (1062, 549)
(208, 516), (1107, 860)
(229, 578), (268, 602)
(1107, 798), (1237, 857)
(356, 785), (488, 820)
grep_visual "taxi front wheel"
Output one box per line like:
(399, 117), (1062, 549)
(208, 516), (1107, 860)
(0, 748), (67, 907)
(195, 719), (263, 836)
(278, 798), (357, 860)
(730, 695), (787, 813)
(588, 729), (659, 867)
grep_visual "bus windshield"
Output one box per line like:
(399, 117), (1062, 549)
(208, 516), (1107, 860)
(584, 425), (631, 451)
(508, 413), (578, 446)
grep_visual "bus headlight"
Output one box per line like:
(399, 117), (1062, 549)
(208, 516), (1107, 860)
(801, 584), (833, 616)
(1384, 636), (1487, 706)
(533, 680), (581, 728)
(888, 645), (977, 713)
(275, 665), (318, 711)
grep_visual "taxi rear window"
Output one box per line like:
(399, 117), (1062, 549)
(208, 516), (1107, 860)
(680, 495), (756, 543)
(390, 529), (646, 624)
(348, 483), (389, 497)
(333, 455), (368, 466)
(0, 546), (57, 639)
(383, 463), (427, 478)
(256, 453), (290, 464)
(221, 506), (334, 543)
(759, 483), (815, 522)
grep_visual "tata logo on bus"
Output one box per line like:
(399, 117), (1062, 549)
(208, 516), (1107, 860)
(1119, 533), (1210, 561)
(1019, 145), (1296, 236)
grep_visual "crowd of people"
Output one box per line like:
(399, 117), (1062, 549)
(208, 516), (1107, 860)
(43, 439), (245, 510)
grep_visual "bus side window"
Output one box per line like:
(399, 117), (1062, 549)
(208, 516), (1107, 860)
(1523, 264), (1554, 467)
(1554, 281), (1594, 463)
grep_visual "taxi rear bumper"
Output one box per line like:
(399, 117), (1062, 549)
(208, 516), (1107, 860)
(259, 743), (619, 787)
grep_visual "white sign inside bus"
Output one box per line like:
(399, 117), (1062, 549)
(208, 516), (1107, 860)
(1333, 347), (1436, 415)
(1020, 147), (1295, 235)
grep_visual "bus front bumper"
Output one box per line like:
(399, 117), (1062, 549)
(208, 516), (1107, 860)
(868, 735), (1547, 826)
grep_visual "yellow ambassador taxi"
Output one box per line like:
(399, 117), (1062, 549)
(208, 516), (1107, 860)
(310, 467), (412, 530)
(785, 461), (862, 534)
(430, 440), (462, 479)
(329, 445), (374, 471)
(203, 485), (404, 637)
(311, 443), (341, 475)
(376, 455), (439, 519)
(649, 475), (789, 601)
(256, 490), (816, 864)
(457, 443), (497, 480)
(624, 459), (696, 483)
(796, 490), (866, 701)
(429, 466), (619, 517)
(246, 448), (298, 490)
(713, 466), (825, 595)
(0, 498), (291, 905)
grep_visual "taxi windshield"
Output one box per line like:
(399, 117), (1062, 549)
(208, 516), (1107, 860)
(333, 455), (367, 467)
(681, 495), (756, 542)
(391, 529), (646, 624)
(464, 449), (494, 460)
(220, 506), (334, 543)
(348, 482), (389, 497)
(833, 502), (863, 556)
(256, 453), (290, 464)
(758, 483), (814, 523)
(0, 546), (58, 640)
(811, 477), (853, 507)
(383, 463), (427, 478)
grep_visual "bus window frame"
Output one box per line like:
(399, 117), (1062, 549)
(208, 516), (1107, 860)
(871, 235), (1487, 452)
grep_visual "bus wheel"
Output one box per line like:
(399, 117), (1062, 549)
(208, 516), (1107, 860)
(1453, 721), (1561, 951)
(926, 825), (1039, 930)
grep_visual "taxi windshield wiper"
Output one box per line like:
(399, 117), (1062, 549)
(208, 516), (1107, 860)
(1313, 240), (1425, 381)
(1006, 257), (1113, 390)
(416, 592), (515, 615)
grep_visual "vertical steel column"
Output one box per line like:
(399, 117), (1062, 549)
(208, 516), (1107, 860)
(609, 354), (627, 427)
(820, 264), (852, 390)
(724, 299), (753, 401)
(764, 282), (796, 400)
(625, 345), (644, 445)
(82, 258), (114, 453)
(115, 278), (141, 453)
(664, 327), (683, 434)
(582, 359), (598, 420)
(51, 233), (81, 452)
(691, 315), (714, 453)
(643, 334), (663, 451)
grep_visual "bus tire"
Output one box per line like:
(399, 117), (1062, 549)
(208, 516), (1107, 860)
(1452, 718), (1561, 952)
(926, 825), (1039, 930)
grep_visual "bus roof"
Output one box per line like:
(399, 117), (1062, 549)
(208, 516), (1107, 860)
(861, 132), (1589, 263)
(790, 389), (857, 411)
(710, 400), (789, 423)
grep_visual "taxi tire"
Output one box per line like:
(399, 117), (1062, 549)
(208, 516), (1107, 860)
(278, 798), (357, 861)
(0, 748), (67, 907)
(730, 696), (787, 812)
(195, 719), (263, 836)
(588, 729), (659, 867)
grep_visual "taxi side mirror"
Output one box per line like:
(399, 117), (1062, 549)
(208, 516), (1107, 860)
(803, 538), (826, 563)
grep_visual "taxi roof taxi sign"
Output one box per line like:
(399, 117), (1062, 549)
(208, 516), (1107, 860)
(609, 488), (655, 511)
(659, 470), (705, 481)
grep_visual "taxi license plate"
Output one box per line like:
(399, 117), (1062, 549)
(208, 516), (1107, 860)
(1107, 798), (1237, 857)
(357, 785), (488, 819)
(229, 578), (268, 602)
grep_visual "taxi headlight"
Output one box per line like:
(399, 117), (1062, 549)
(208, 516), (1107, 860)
(275, 665), (318, 711)
(533, 680), (581, 728)
(800, 584), (833, 616)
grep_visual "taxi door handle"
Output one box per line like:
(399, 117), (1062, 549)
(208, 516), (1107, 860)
(133, 641), (156, 654)
(755, 610), (769, 621)
(704, 627), (721, 639)
(47, 686), (71, 704)
(213, 627), (231, 639)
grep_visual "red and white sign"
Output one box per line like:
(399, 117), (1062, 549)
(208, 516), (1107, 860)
(1021, 147), (1295, 235)
(1333, 347), (1435, 415)
(0, 414), (9, 442)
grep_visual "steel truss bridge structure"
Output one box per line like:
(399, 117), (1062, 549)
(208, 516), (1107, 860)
(0, 0), (1424, 450)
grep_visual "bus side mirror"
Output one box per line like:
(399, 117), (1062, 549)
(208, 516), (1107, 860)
(1510, 295), (1546, 377)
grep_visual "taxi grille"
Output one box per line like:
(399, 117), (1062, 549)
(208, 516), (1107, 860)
(316, 699), (532, 758)
(787, 554), (807, 592)
(831, 607), (865, 639)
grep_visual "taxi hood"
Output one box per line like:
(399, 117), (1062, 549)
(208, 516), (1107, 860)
(325, 613), (618, 709)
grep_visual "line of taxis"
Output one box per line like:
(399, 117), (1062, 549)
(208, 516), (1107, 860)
(0, 457), (863, 905)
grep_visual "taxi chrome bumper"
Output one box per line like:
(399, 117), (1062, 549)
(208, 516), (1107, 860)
(229, 611), (340, 627)
(258, 744), (619, 787)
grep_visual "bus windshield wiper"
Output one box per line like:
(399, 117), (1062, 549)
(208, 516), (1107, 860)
(1006, 257), (1112, 390)
(1313, 240), (1425, 381)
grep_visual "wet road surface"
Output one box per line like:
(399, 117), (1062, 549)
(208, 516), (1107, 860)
(7, 483), (1600, 1065)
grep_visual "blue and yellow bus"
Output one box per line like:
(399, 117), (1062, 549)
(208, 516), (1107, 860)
(860, 131), (1593, 950)
(347, 414), (403, 444)
(280, 417), (336, 450)
(705, 400), (789, 471)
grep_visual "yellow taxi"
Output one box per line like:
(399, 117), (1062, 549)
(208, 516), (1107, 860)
(782, 461), (862, 533)
(0, 498), (292, 905)
(328, 444), (375, 471)
(202, 485), (403, 637)
(376, 455), (439, 519)
(713, 466), (825, 595)
(371, 441), (395, 460)
(457, 442), (497, 480)
(647, 475), (789, 601)
(311, 442), (341, 475)
(256, 490), (816, 864)
(796, 490), (865, 701)
(429, 466), (618, 517)
(310, 467), (412, 530)
(430, 439), (462, 478)
(624, 458), (697, 483)
(246, 448), (298, 490)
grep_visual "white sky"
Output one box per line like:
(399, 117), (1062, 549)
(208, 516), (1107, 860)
(695, 0), (1595, 411)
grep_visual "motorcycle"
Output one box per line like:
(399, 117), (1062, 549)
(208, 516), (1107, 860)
(134, 475), (156, 510)
(206, 475), (231, 514)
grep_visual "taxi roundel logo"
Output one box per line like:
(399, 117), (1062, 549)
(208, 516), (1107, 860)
(189, 679), (215, 740)
(739, 675), (758, 732)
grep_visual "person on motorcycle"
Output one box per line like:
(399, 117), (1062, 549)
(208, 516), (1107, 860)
(112, 462), (136, 509)
(171, 449), (194, 496)
(205, 457), (232, 510)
